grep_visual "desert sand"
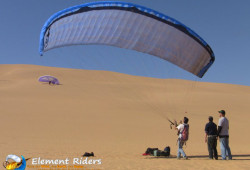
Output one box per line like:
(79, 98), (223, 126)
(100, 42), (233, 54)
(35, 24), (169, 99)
(0, 64), (250, 170)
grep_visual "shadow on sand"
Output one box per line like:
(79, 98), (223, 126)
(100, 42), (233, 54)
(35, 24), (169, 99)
(40, 82), (63, 86)
(145, 154), (250, 160)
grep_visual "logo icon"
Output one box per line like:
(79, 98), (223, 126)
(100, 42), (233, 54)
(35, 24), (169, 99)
(3, 155), (29, 170)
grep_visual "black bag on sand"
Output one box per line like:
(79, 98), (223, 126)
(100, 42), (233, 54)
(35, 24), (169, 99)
(155, 146), (170, 157)
(83, 152), (94, 157)
(164, 146), (170, 156)
(145, 148), (158, 155)
(160, 150), (170, 156)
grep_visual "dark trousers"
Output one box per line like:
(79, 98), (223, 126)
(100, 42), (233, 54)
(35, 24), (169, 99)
(207, 136), (218, 159)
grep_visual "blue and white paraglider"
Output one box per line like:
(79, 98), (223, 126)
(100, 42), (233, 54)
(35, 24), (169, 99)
(39, 1), (215, 77)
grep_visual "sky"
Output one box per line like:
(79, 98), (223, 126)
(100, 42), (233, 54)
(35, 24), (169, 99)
(0, 0), (250, 86)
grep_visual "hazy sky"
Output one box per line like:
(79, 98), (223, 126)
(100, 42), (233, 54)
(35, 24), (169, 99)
(0, 0), (250, 86)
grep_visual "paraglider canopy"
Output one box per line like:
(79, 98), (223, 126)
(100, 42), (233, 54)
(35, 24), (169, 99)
(39, 1), (215, 78)
(38, 75), (60, 85)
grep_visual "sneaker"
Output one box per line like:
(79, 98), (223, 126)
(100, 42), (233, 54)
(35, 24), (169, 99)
(183, 157), (188, 160)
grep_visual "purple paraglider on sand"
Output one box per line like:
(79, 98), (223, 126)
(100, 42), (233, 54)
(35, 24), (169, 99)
(38, 75), (60, 85)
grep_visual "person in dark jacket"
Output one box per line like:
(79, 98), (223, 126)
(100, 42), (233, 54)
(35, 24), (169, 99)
(205, 116), (218, 160)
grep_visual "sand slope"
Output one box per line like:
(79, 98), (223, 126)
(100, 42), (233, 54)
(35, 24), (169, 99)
(0, 64), (250, 170)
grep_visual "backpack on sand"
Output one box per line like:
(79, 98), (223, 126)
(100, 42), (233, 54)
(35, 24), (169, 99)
(153, 149), (170, 157)
(145, 148), (158, 155)
(164, 146), (170, 154)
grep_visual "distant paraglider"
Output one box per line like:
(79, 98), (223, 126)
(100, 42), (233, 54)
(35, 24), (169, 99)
(38, 75), (60, 85)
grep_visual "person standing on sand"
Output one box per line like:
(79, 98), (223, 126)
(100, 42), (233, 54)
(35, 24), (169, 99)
(205, 116), (218, 160)
(217, 110), (232, 160)
(175, 117), (189, 160)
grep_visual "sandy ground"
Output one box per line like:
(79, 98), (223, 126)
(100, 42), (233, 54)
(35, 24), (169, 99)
(0, 64), (250, 170)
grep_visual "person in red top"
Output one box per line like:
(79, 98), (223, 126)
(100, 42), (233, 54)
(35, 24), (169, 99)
(175, 117), (189, 160)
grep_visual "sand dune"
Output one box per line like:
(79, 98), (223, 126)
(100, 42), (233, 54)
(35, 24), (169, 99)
(0, 64), (250, 170)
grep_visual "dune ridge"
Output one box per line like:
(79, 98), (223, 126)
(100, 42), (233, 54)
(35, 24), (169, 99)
(0, 64), (250, 170)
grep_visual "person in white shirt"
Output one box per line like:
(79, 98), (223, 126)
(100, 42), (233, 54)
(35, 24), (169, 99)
(217, 110), (232, 160)
(175, 117), (189, 160)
